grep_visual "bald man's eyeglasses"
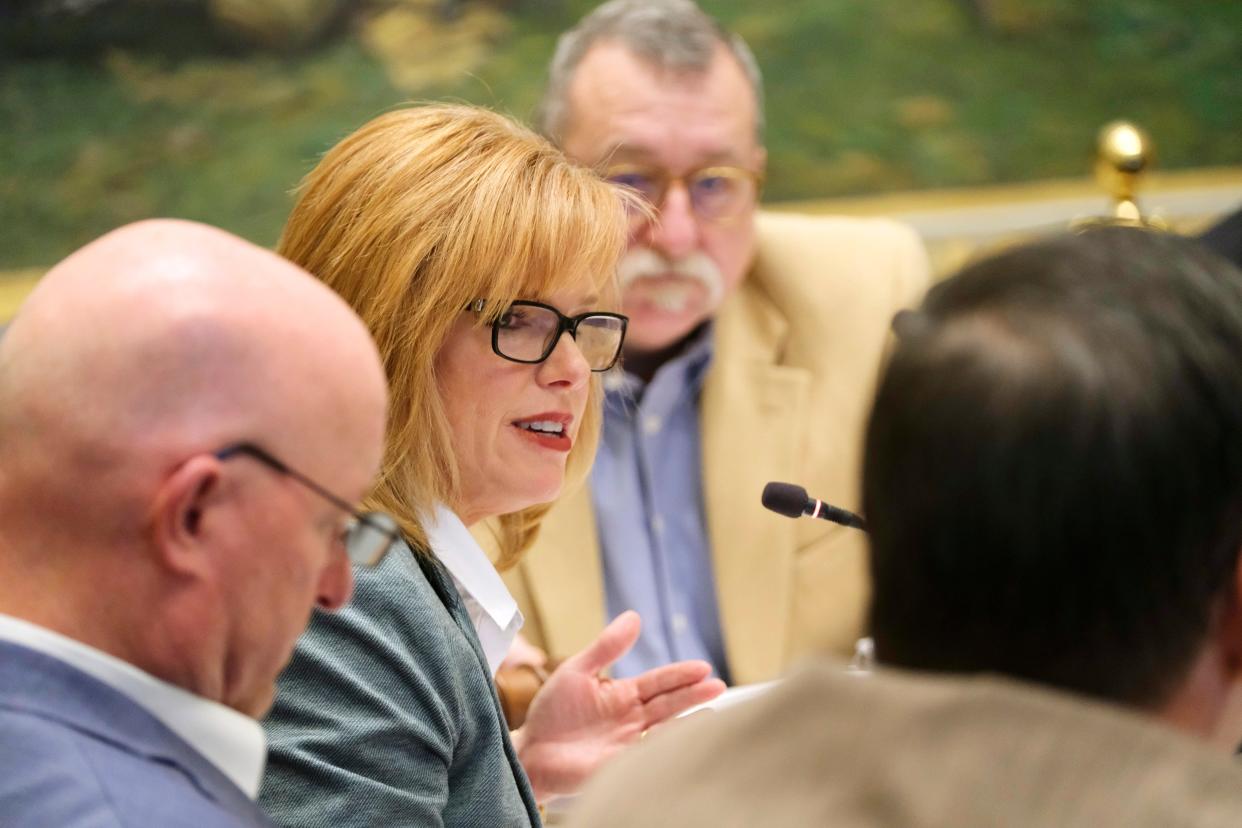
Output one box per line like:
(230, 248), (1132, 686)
(214, 443), (400, 567)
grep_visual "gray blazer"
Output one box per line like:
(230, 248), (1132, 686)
(259, 541), (540, 827)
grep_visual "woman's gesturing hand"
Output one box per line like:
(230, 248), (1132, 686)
(509, 610), (727, 801)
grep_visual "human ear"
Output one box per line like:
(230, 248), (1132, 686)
(1221, 556), (1242, 677)
(1208, 562), (1242, 749)
(149, 455), (223, 578)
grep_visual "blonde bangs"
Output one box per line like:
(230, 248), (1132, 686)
(276, 103), (628, 564)
(441, 145), (629, 321)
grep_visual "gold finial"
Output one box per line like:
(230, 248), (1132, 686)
(1092, 120), (1162, 226)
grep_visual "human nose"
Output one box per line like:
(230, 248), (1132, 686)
(317, 550), (353, 610)
(537, 331), (591, 390)
(643, 179), (701, 259)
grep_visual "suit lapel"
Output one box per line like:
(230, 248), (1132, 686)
(411, 548), (498, 682)
(702, 278), (810, 684)
(517, 483), (607, 659)
(412, 552), (541, 824)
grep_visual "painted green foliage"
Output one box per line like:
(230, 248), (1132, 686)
(0, 0), (1239, 267)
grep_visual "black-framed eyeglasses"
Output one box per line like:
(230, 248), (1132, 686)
(214, 443), (400, 567)
(467, 299), (628, 372)
(603, 164), (763, 229)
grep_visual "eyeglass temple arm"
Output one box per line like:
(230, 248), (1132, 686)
(215, 443), (397, 538)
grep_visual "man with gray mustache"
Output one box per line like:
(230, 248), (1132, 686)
(501, 0), (930, 686)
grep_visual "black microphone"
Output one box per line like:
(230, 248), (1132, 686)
(761, 482), (868, 531)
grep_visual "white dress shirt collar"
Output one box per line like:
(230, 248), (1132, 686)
(0, 613), (266, 799)
(424, 504), (523, 676)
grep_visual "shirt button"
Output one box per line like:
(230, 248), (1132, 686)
(642, 415), (662, 435)
(672, 613), (688, 634)
(651, 515), (665, 536)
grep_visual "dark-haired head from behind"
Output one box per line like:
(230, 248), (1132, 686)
(865, 227), (1242, 731)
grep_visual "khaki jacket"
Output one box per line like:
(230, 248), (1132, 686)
(499, 211), (930, 684)
(568, 662), (1242, 828)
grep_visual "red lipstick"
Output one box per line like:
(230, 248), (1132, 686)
(511, 412), (574, 452)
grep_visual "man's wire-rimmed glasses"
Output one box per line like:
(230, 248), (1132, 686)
(468, 299), (628, 372)
(214, 443), (400, 567)
(603, 164), (763, 230)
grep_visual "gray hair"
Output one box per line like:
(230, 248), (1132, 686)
(536, 0), (765, 145)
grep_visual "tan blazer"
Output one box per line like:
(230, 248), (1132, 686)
(567, 662), (1242, 828)
(499, 212), (930, 684)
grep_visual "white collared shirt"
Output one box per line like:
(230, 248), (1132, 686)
(0, 613), (266, 799)
(425, 504), (523, 676)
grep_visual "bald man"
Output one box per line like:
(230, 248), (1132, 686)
(0, 220), (389, 827)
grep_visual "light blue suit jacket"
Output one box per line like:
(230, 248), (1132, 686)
(0, 640), (272, 827)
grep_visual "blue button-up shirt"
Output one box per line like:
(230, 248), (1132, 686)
(591, 328), (731, 682)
